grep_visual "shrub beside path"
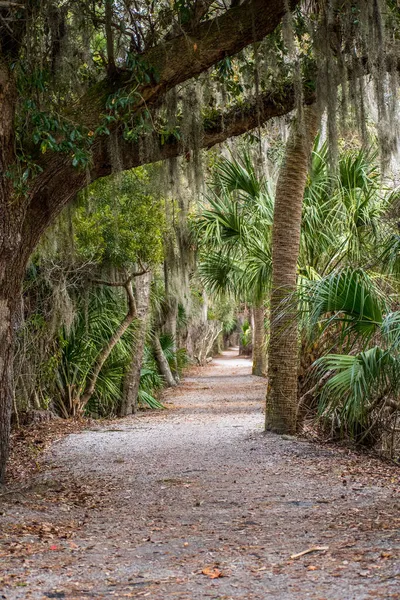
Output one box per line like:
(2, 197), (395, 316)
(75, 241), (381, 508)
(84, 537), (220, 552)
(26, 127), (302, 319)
(0, 349), (399, 599)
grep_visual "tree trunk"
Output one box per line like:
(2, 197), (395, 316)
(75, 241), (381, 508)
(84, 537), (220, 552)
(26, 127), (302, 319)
(238, 306), (249, 356)
(265, 103), (321, 434)
(120, 272), (152, 416)
(252, 304), (267, 377)
(0, 60), (25, 484)
(105, 0), (116, 75)
(163, 295), (179, 379)
(153, 335), (177, 388)
(0, 276), (19, 484)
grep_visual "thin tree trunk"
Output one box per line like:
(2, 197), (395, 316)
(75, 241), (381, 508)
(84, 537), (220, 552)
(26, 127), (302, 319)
(238, 306), (249, 356)
(120, 271), (152, 416)
(265, 103), (322, 434)
(153, 335), (177, 388)
(252, 303), (267, 377)
(163, 296), (179, 379)
(105, 0), (116, 75)
(79, 281), (137, 412)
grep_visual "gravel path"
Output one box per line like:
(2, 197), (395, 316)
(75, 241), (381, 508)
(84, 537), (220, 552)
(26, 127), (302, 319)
(1, 349), (399, 599)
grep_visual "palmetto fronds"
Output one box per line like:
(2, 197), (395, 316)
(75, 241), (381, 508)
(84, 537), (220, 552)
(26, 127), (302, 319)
(53, 285), (188, 416)
(305, 269), (400, 433)
(195, 153), (273, 304)
(55, 286), (136, 417)
(305, 268), (385, 338)
(212, 151), (263, 199)
(316, 347), (398, 426)
(300, 145), (393, 275)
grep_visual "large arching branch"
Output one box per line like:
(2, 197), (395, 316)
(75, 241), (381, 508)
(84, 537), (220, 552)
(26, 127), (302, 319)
(24, 82), (312, 264)
(68, 0), (299, 129)
(21, 0), (302, 262)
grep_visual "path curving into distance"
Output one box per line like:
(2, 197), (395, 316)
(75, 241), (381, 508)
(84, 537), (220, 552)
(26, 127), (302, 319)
(1, 349), (399, 598)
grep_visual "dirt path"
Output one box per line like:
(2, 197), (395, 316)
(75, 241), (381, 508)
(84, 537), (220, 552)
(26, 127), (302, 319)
(1, 349), (399, 599)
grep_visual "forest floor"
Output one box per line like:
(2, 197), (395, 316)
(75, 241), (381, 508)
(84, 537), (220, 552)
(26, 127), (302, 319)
(0, 348), (399, 599)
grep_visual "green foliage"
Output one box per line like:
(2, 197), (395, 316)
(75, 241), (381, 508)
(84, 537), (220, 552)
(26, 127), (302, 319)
(50, 288), (187, 416)
(316, 348), (394, 427)
(17, 163), (169, 416)
(300, 145), (395, 274)
(159, 333), (189, 375)
(195, 152), (273, 305)
(306, 268), (385, 340)
(74, 168), (165, 268)
(54, 286), (134, 417)
(10, 4), (169, 179)
(304, 269), (400, 439)
(137, 335), (188, 410)
(240, 320), (252, 349)
(138, 345), (165, 410)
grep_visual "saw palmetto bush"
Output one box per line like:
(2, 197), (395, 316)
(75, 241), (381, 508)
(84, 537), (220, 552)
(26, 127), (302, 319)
(300, 145), (394, 275)
(302, 268), (400, 451)
(54, 286), (135, 417)
(138, 344), (165, 410)
(53, 286), (184, 416)
(158, 333), (189, 374)
(299, 150), (400, 452)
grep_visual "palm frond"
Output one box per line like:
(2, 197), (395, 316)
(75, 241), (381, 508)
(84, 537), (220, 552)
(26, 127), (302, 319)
(306, 268), (385, 338)
(214, 152), (262, 199)
(316, 346), (399, 429)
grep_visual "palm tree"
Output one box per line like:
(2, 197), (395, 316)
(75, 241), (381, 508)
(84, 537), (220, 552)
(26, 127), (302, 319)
(195, 153), (274, 376)
(265, 104), (322, 434)
(266, 112), (391, 434)
(197, 122), (396, 437)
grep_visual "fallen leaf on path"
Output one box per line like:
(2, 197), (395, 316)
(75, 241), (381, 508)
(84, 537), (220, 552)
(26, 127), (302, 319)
(290, 546), (329, 559)
(201, 566), (225, 579)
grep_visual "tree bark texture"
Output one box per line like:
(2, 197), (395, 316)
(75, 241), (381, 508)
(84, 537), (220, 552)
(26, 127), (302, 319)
(265, 104), (322, 434)
(252, 304), (267, 377)
(163, 297), (179, 379)
(238, 307), (250, 356)
(120, 272), (152, 416)
(0, 61), (26, 483)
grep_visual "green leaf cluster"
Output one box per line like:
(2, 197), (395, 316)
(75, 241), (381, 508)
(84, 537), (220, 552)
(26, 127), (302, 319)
(74, 168), (165, 268)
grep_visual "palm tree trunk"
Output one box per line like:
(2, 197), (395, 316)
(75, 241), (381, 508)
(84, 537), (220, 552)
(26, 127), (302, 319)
(252, 304), (267, 377)
(120, 272), (152, 416)
(265, 103), (322, 434)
